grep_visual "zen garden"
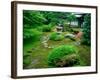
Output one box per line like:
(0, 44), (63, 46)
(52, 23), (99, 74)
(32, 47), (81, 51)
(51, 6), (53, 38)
(23, 10), (91, 69)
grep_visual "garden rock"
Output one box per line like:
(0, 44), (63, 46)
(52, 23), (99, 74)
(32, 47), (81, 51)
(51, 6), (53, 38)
(65, 34), (76, 41)
(65, 34), (75, 38)
(56, 54), (80, 67)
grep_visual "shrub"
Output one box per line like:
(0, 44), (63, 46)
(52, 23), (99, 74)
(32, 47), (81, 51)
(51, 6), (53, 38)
(23, 29), (42, 41)
(42, 25), (52, 32)
(81, 14), (91, 45)
(37, 27), (43, 32)
(23, 55), (31, 68)
(32, 29), (42, 40)
(50, 32), (64, 41)
(48, 45), (78, 67)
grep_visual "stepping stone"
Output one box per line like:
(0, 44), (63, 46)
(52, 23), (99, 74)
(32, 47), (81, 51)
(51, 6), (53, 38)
(74, 41), (81, 45)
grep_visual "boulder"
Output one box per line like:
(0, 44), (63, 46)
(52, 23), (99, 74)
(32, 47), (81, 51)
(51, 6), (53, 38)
(65, 33), (76, 41)
(65, 34), (75, 38)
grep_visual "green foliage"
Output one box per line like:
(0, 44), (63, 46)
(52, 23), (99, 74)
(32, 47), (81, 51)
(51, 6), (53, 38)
(67, 13), (76, 22)
(47, 45), (78, 67)
(37, 23), (54, 32)
(42, 23), (54, 32)
(23, 10), (70, 27)
(42, 25), (51, 32)
(23, 55), (31, 68)
(50, 32), (64, 41)
(63, 22), (75, 32)
(23, 29), (33, 39)
(23, 10), (46, 27)
(42, 11), (69, 25)
(82, 14), (91, 45)
(23, 29), (42, 41)
(67, 13), (77, 27)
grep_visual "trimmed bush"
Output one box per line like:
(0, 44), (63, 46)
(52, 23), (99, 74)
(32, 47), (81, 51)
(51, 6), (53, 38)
(48, 45), (78, 67)
(50, 32), (64, 41)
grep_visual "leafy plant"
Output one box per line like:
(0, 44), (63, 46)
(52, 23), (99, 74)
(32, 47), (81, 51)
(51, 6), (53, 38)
(23, 55), (31, 68)
(67, 13), (77, 27)
(23, 10), (46, 27)
(50, 32), (64, 41)
(47, 45), (78, 67)
(23, 29), (42, 41)
(42, 25), (52, 32)
(81, 14), (91, 45)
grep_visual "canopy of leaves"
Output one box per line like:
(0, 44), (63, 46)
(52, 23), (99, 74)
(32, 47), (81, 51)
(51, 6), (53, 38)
(23, 10), (78, 40)
(67, 13), (77, 22)
(23, 10), (70, 40)
(82, 14), (91, 45)
(41, 11), (69, 24)
(23, 10), (46, 27)
(66, 13), (77, 27)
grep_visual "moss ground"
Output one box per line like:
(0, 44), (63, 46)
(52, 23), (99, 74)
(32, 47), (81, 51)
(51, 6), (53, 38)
(23, 31), (90, 69)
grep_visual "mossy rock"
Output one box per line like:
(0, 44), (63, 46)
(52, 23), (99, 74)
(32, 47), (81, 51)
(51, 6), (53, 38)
(55, 54), (80, 67)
